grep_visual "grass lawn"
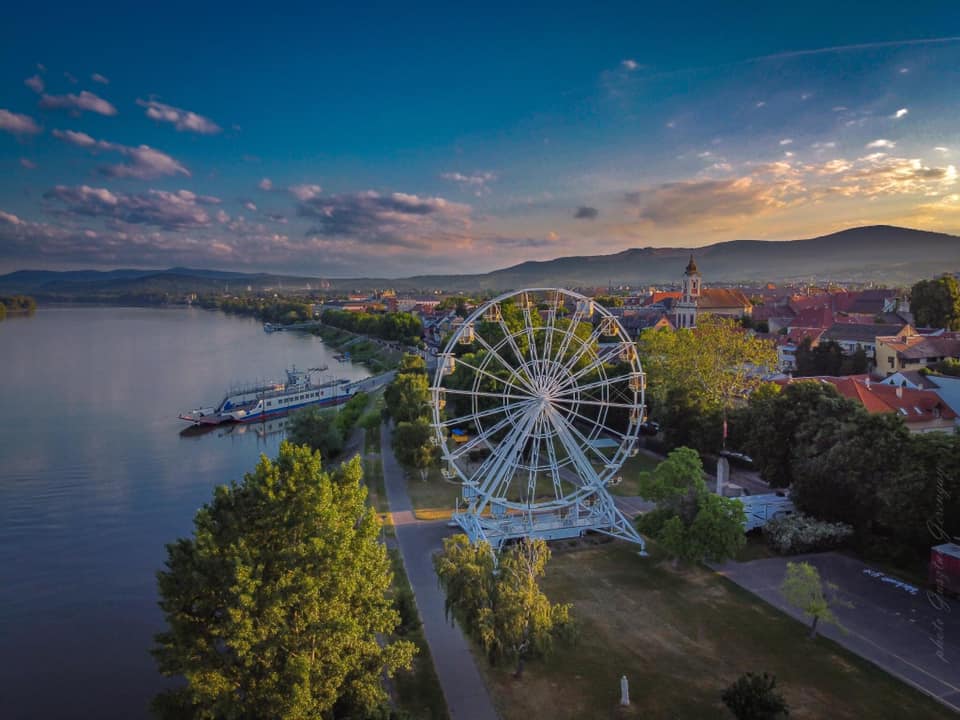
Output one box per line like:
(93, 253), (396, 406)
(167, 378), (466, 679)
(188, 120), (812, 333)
(608, 451), (661, 496)
(475, 542), (954, 720)
(388, 549), (449, 720)
(406, 466), (462, 520)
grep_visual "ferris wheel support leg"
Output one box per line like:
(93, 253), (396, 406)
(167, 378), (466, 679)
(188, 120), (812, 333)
(595, 495), (648, 555)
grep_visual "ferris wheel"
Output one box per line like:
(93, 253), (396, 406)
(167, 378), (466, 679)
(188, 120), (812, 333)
(431, 288), (647, 552)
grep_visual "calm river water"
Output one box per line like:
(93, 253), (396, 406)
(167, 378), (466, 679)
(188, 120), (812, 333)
(0, 306), (371, 719)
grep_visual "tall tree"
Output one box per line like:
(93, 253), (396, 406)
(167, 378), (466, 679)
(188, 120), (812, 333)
(910, 275), (960, 330)
(637, 448), (745, 567)
(152, 443), (415, 719)
(780, 561), (843, 639)
(639, 315), (777, 451)
(393, 418), (437, 480)
(286, 406), (344, 459)
(384, 371), (431, 423)
(434, 536), (572, 677)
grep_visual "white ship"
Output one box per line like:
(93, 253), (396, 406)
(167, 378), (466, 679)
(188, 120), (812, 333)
(178, 366), (355, 425)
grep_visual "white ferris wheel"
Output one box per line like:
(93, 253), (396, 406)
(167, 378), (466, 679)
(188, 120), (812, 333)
(430, 287), (647, 552)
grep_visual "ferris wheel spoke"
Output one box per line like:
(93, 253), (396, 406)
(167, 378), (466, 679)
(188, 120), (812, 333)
(439, 399), (533, 429)
(552, 344), (623, 393)
(554, 404), (631, 441)
(525, 414), (545, 502)
(448, 401), (533, 459)
(550, 397), (640, 410)
(543, 407), (600, 483)
(496, 317), (535, 388)
(453, 355), (534, 398)
(543, 424), (564, 501)
(472, 404), (540, 502)
(547, 304), (585, 371)
(441, 387), (533, 403)
(541, 292), (562, 372)
(547, 324), (609, 386)
(552, 375), (622, 397)
(472, 331), (537, 393)
(547, 407), (617, 468)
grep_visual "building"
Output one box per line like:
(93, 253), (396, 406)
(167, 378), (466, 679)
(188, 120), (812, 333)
(875, 332), (960, 376)
(776, 375), (957, 433)
(672, 256), (752, 329)
(819, 322), (913, 361)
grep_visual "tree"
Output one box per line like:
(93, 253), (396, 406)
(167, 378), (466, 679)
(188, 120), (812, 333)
(434, 536), (572, 677)
(637, 448), (745, 567)
(396, 352), (427, 375)
(721, 672), (790, 719)
(639, 315), (778, 451)
(780, 561), (842, 638)
(286, 406), (344, 459)
(384, 371), (430, 423)
(152, 443), (415, 718)
(910, 275), (960, 330)
(393, 418), (437, 479)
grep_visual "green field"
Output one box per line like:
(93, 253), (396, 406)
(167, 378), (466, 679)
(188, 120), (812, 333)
(475, 542), (954, 720)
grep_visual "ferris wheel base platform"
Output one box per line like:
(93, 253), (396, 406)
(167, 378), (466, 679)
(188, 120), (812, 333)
(452, 499), (646, 554)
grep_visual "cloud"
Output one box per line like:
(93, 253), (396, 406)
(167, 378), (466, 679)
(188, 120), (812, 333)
(0, 109), (41, 136)
(779, 138), (793, 146)
(574, 206), (599, 220)
(91, 73), (109, 85)
(39, 90), (117, 116)
(24, 75), (44, 93)
(20, 158), (37, 169)
(892, 108), (909, 119)
(297, 190), (472, 250)
(755, 101), (766, 108)
(621, 59), (639, 71)
(934, 146), (950, 154)
(626, 177), (787, 226)
(0, 210), (23, 226)
(259, 177), (273, 191)
(44, 185), (219, 229)
(137, 99), (221, 134)
(52, 128), (189, 179)
(811, 141), (837, 150)
(288, 183), (323, 201)
(440, 171), (497, 195)
(243, 201), (257, 212)
(866, 139), (896, 149)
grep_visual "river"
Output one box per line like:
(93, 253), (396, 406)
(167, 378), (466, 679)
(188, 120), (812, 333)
(0, 306), (371, 719)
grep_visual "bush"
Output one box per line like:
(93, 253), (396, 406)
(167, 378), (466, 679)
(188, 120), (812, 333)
(764, 513), (853, 555)
(721, 672), (789, 719)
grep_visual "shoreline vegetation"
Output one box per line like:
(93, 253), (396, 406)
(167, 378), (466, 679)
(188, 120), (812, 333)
(0, 295), (37, 320)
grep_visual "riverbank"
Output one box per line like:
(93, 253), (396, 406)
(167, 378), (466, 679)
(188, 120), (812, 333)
(312, 323), (405, 373)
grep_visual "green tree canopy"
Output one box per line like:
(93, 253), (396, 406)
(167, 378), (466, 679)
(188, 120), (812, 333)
(393, 418), (437, 478)
(637, 448), (745, 567)
(434, 536), (572, 677)
(780, 561), (843, 639)
(286, 406), (345, 459)
(639, 315), (777, 451)
(910, 275), (960, 330)
(384, 371), (431, 423)
(152, 443), (414, 719)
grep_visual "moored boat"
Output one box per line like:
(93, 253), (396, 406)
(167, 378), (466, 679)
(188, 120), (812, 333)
(178, 366), (354, 425)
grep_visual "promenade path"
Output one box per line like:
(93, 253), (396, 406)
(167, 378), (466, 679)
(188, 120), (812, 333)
(380, 423), (499, 720)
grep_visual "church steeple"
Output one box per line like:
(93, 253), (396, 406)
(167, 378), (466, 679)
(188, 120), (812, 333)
(685, 254), (700, 276)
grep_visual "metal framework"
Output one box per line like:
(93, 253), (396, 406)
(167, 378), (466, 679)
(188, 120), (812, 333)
(431, 288), (647, 553)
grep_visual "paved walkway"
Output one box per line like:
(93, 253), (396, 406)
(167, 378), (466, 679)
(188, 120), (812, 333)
(380, 423), (499, 720)
(715, 552), (960, 713)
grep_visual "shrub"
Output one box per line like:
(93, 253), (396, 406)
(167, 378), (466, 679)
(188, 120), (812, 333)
(764, 513), (853, 555)
(721, 672), (789, 719)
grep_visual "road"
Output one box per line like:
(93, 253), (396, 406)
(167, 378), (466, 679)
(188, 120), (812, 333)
(715, 552), (960, 713)
(380, 423), (499, 720)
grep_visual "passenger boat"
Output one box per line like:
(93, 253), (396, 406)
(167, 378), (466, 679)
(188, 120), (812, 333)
(178, 366), (354, 425)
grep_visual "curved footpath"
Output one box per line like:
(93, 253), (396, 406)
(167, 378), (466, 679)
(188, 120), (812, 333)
(380, 423), (499, 720)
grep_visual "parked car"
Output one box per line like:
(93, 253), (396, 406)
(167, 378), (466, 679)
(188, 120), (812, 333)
(721, 450), (754, 468)
(639, 420), (661, 436)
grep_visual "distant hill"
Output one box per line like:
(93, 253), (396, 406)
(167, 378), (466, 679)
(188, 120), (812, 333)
(2, 226), (957, 297)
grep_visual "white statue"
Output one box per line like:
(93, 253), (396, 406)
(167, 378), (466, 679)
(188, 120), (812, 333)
(620, 675), (630, 706)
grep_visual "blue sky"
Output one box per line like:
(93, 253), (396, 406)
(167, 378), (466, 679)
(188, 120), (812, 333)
(1, 1), (959, 277)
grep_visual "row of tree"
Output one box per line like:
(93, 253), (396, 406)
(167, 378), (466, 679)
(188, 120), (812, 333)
(793, 338), (868, 377)
(910, 274), (960, 330)
(322, 308), (423, 345)
(732, 381), (960, 563)
(286, 391), (370, 460)
(383, 354), (438, 475)
(198, 294), (315, 324)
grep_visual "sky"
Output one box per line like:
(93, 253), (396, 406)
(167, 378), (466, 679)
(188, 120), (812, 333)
(1, 1), (959, 278)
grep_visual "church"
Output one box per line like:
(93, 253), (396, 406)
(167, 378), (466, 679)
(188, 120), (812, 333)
(672, 255), (753, 329)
